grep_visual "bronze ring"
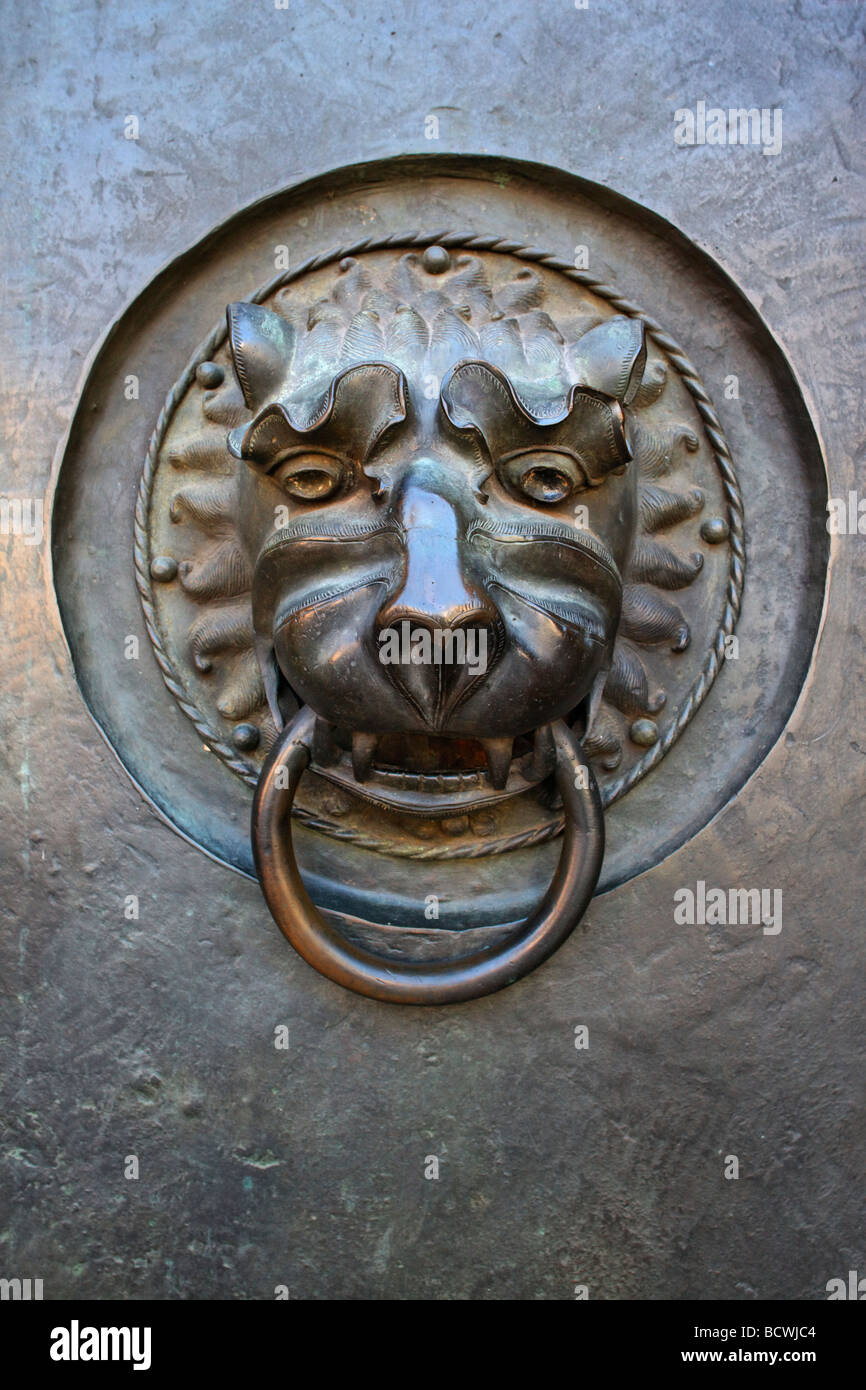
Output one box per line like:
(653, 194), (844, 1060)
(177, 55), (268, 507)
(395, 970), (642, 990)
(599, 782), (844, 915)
(252, 706), (604, 1004)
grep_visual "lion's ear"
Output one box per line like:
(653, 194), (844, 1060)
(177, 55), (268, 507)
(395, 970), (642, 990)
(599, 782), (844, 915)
(567, 316), (646, 405)
(226, 302), (296, 411)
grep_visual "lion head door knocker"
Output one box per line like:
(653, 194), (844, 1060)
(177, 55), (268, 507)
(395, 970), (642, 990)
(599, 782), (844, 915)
(137, 237), (743, 1003)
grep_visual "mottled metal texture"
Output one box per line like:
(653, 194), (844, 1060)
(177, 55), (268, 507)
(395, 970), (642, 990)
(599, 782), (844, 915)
(128, 235), (741, 997)
(52, 169), (815, 909)
(1, 0), (864, 1298)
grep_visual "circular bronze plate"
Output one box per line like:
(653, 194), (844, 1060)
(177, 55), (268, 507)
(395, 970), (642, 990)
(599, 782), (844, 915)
(52, 155), (827, 933)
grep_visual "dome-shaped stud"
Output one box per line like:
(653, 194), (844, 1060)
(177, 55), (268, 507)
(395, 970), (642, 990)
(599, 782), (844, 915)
(700, 517), (730, 544)
(195, 361), (224, 389)
(422, 245), (451, 274)
(630, 718), (659, 747)
(150, 556), (178, 582)
(232, 723), (260, 752)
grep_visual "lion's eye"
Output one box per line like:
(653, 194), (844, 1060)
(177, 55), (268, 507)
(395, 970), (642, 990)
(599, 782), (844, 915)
(499, 452), (586, 506)
(272, 452), (350, 503)
(519, 465), (573, 504)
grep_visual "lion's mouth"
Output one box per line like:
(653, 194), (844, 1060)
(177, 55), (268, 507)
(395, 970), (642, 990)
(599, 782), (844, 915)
(307, 719), (561, 815)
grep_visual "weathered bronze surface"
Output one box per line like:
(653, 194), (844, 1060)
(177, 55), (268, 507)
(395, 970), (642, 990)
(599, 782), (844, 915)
(6, 0), (861, 1302)
(53, 162), (828, 977)
(254, 707), (604, 1002)
(54, 165), (826, 935)
(133, 235), (743, 998)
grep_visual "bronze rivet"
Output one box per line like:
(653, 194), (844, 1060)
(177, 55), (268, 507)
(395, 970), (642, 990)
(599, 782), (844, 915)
(630, 718), (659, 747)
(700, 516), (730, 544)
(422, 245), (451, 274)
(195, 361), (224, 389)
(149, 556), (178, 582)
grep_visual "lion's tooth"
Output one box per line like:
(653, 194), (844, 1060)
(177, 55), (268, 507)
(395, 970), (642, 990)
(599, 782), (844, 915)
(481, 737), (513, 789)
(585, 667), (609, 739)
(351, 731), (379, 782)
(531, 724), (556, 779)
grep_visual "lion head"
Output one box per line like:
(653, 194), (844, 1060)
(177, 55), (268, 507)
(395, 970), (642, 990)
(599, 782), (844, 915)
(164, 246), (706, 822)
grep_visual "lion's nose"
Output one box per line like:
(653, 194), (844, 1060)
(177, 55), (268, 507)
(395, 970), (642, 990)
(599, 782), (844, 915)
(377, 481), (497, 632)
(376, 479), (500, 726)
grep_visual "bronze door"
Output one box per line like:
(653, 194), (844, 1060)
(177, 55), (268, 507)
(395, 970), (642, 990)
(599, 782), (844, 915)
(1, 0), (863, 1305)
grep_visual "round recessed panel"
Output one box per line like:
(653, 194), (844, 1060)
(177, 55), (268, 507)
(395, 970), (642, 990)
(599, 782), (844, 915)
(52, 155), (827, 930)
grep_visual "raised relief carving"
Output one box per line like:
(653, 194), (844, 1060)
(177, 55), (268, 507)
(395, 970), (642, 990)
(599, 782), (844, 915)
(136, 235), (743, 1000)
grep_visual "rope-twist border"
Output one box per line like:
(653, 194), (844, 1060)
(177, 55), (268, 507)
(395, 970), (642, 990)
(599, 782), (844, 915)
(134, 230), (745, 859)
